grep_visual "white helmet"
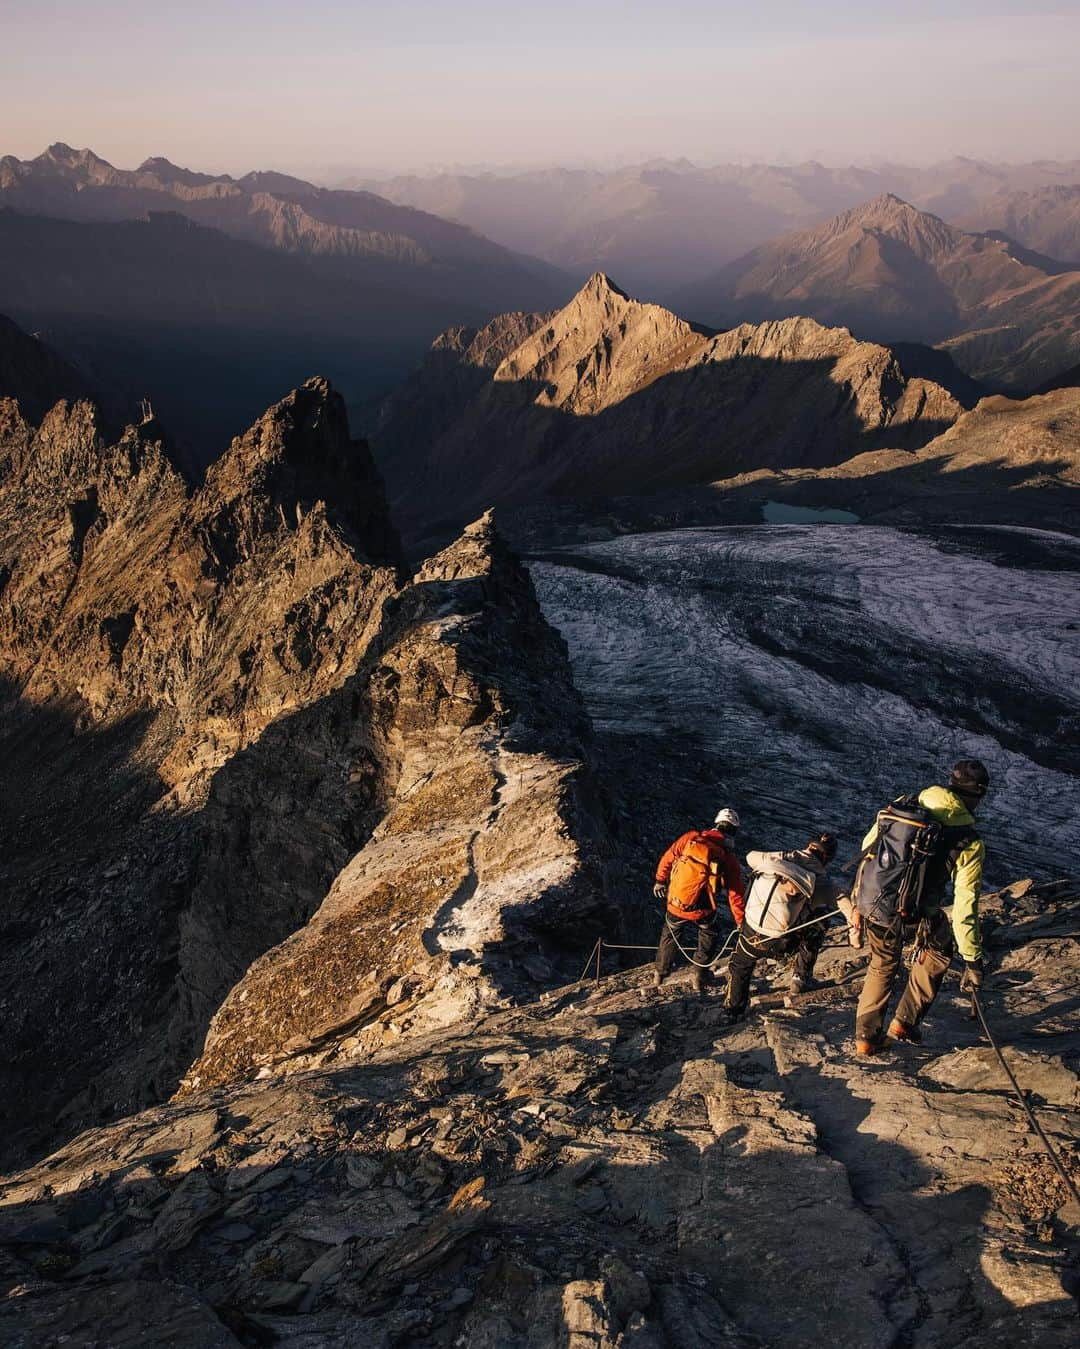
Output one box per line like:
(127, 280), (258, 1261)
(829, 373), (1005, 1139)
(713, 807), (740, 833)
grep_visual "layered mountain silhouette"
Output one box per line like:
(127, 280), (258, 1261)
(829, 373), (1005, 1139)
(374, 272), (964, 544)
(0, 145), (568, 453)
(363, 157), (1080, 294)
(362, 160), (888, 293)
(0, 144), (563, 299)
(677, 195), (1080, 391)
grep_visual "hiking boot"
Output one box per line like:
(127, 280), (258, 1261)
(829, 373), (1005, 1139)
(788, 976), (815, 996)
(855, 1036), (890, 1056)
(888, 1018), (922, 1044)
(691, 973), (708, 996)
(652, 970), (664, 989)
(722, 1004), (745, 1026)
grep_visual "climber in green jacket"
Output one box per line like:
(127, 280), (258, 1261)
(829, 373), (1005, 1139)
(854, 760), (989, 1054)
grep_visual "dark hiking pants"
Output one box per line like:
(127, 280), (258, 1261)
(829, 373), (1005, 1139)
(725, 917), (827, 1012)
(855, 909), (953, 1043)
(656, 915), (718, 984)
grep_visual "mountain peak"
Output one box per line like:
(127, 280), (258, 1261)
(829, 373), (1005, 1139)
(40, 142), (112, 172)
(578, 271), (631, 304)
(851, 192), (921, 220)
(492, 274), (698, 414)
(809, 193), (961, 257)
(135, 155), (220, 186)
(206, 377), (400, 565)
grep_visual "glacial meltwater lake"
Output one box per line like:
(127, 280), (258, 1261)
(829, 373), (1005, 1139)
(530, 523), (1080, 884)
(762, 501), (860, 524)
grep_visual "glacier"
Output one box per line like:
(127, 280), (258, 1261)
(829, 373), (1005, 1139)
(529, 523), (1080, 884)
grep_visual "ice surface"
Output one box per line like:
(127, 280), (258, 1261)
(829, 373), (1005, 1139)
(530, 524), (1080, 884)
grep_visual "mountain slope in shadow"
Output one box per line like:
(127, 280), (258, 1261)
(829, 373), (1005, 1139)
(960, 183), (1080, 267)
(501, 386), (1080, 548)
(0, 311), (93, 425)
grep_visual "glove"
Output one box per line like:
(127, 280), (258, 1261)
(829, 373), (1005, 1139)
(959, 962), (984, 993)
(836, 894), (863, 949)
(652, 881), (667, 901)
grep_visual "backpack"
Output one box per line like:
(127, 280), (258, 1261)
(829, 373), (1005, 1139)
(667, 833), (723, 919)
(743, 859), (816, 938)
(853, 795), (972, 926)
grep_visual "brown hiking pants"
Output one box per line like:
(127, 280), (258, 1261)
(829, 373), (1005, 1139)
(855, 910), (953, 1043)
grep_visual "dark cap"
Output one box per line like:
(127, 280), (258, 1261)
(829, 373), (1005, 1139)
(807, 831), (838, 863)
(949, 759), (990, 798)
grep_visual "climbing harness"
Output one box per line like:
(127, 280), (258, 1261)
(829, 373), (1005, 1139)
(968, 987), (1080, 1214)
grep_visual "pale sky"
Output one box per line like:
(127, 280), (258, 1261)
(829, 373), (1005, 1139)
(2, 1), (1078, 177)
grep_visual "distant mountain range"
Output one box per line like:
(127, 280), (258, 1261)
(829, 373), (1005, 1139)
(0, 145), (569, 453)
(674, 195), (1080, 392)
(0, 144), (563, 298)
(374, 272), (966, 545)
(359, 157), (1080, 294)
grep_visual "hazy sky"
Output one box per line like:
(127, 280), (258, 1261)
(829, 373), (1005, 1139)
(3, 1), (1078, 176)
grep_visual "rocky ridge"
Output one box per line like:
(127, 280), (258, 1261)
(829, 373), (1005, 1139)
(181, 510), (612, 1094)
(0, 380), (607, 1164)
(375, 273), (963, 546)
(0, 377), (399, 797)
(0, 879), (1075, 1346)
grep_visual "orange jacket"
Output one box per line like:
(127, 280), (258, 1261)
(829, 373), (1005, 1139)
(656, 829), (745, 924)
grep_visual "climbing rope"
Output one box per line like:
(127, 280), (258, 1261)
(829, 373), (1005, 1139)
(580, 905), (848, 982)
(663, 904), (846, 970)
(968, 987), (1080, 1214)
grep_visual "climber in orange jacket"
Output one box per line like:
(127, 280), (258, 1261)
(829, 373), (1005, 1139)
(653, 808), (744, 993)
